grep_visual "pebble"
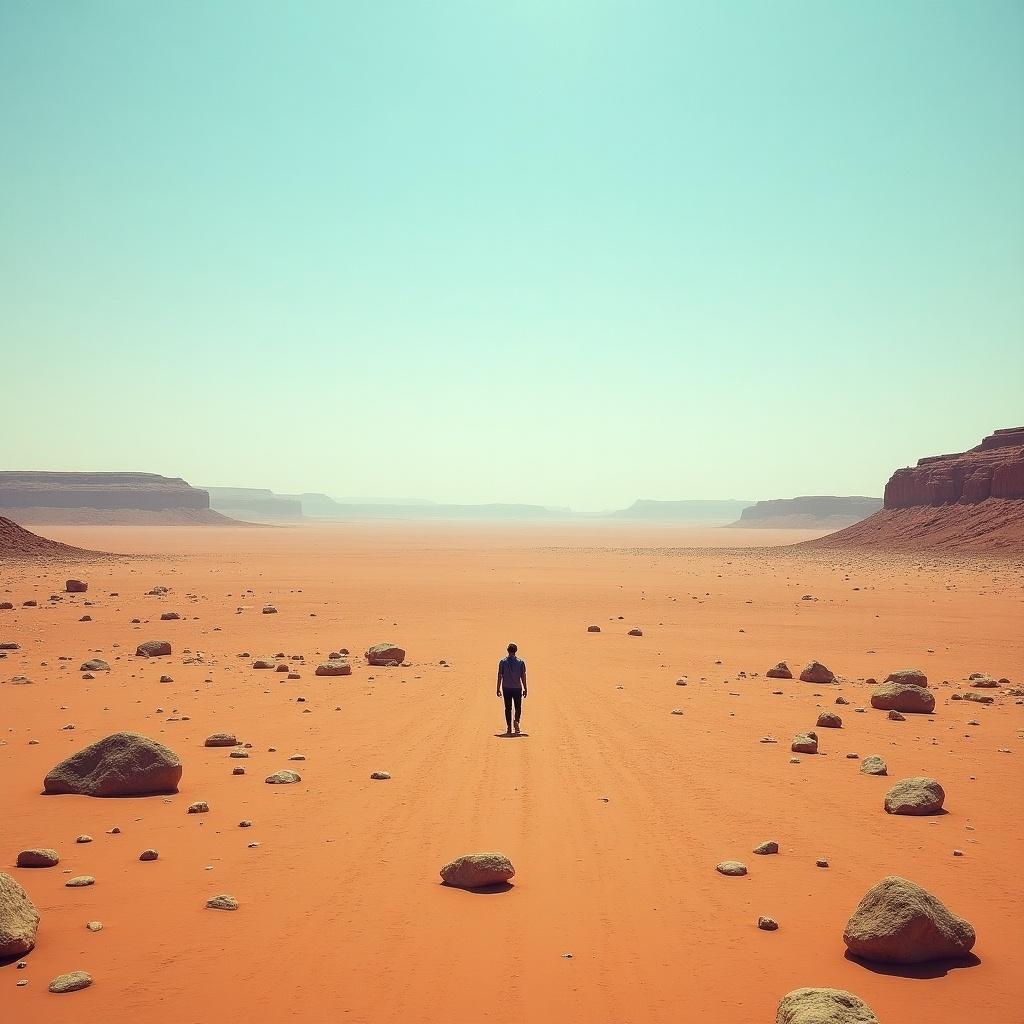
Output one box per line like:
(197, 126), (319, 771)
(757, 916), (779, 931)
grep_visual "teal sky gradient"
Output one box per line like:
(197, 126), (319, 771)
(3, 1), (1022, 510)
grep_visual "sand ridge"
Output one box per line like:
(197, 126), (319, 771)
(0, 522), (1021, 1023)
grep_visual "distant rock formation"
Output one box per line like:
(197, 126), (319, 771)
(0, 472), (235, 525)
(610, 499), (753, 522)
(728, 496), (881, 529)
(807, 428), (1024, 554)
(204, 487), (303, 519)
(0, 517), (114, 561)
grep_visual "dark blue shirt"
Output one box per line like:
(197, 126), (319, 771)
(499, 655), (526, 691)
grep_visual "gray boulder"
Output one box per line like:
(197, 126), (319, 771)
(860, 756), (887, 776)
(0, 872), (40, 957)
(776, 987), (879, 1024)
(80, 659), (109, 672)
(49, 970), (93, 993)
(884, 668), (928, 688)
(365, 643), (406, 666)
(884, 777), (944, 815)
(843, 875), (975, 963)
(43, 732), (182, 796)
(440, 852), (515, 889)
(799, 661), (835, 684)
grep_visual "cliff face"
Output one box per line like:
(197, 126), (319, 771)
(807, 428), (1024, 555)
(731, 496), (881, 529)
(205, 487), (303, 518)
(884, 427), (1024, 507)
(0, 472), (211, 511)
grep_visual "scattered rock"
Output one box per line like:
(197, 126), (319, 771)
(0, 872), (39, 957)
(816, 858), (830, 868)
(860, 756), (887, 776)
(265, 770), (301, 784)
(48, 971), (93, 994)
(870, 682), (935, 714)
(887, 710), (905, 721)
(776, 987), (879, 1024)
(65, 580), (88, 593)
(969, 674), (999, 688)
(86, 921), (103, 932)
(16, 848), (59, 868)
(370, 771), (391, 780)
(816, 712), (842, 729)
(627, 628), (643, 637)
(136, 640), (172, 658)
(587, 625), (601, 632)
(44, 732), (182, 796)
(884, 777), (945, 815)
(440, 852), (515, 889)
(315, 660), (352, 676)
(187, 801), (209, 814)
(262, 605), (278, 614)
(753, 841), (779, 855)
(884, 668), (928, 688)
(206, 894), (238, 911)
(799, 661), (835, 684)
(757, 916), (779, 931)
(843, 875), (975, 963)
(716, 860), (748, 876)
(65, 876), (95, 887)
(204, 733), (238, 747)
(766, 662), (793, 679)
(791, 731), (818, 754)
(962, 691), (994, 704)
(139, 849), (159, 861)
(79, 659), (109, 672)
(365, 643), (406, 666)
(159, 611), (180, 621)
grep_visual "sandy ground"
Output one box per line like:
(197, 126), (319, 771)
(1, 522), (1022, 1023)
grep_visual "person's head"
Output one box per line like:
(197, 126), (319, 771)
(507, 642), (517, 657)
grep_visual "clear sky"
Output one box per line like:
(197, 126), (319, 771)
(3, 2), (1022, 511)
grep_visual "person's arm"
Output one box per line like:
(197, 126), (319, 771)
(496, 663), (502, 697)
(522, 662), (528, 698)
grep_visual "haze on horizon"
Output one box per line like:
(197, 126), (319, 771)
(3, 2), (1022, 512)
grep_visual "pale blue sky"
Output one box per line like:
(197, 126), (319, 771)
(3, 1), (1022, 510)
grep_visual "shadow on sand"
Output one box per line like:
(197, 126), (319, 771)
(844, 950), (981, 979)
(493, 732), (530, 739)
(441, 881), (515, 895)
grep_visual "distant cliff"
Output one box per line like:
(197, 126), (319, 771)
(205, 487), (303, 519)
(729, 495), (881, 529)
(0, 472), (234, 524)
(806, 428), (1024, 554)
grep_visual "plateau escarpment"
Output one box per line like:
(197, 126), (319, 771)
(808, 427), (1024, 554)
(0, 472), (235, 525)
(729, 496), (881, 530)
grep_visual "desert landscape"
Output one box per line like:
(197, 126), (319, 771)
(2, 428), (1022, 1024)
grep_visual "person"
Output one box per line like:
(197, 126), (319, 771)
(496, 642), (527, 735)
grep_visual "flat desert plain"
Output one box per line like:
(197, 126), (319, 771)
(1, 522), (1022, 1023)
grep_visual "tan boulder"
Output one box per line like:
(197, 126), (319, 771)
(365, 643), (406, 666)
(870, 682), (935, 714)
(0, 872), (40, 957)
(884, 668), (928, 688)
(791, 731), (818, 754)
(43, 732), (182, 796)
(799, 661), (835, 684)
(440, 852), (515, 889)
(776, 987), (878, 1024)
(884, 776), (944, 815)
(843, 875), (975, 963)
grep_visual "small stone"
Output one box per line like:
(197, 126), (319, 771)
(953, 849), (964, 857)
(816, 711), (842, 728)
(138, 849), (158, 861)
(587, 625), (601, 632)
(65, 876), (95, 887)
(206, 894), (239, 911)
(187, 801), (210, 814)
(888, 709), (906, 721)
(860, 755), (887, 776)
(265, 770), (301, 784)
(791, 731), (818, 754)
(757, 916), (779, 931)
(816, 858), (830, 868)
(86, 921), (103, 932)
(76, 835), (93, 844)
(370, 771), (391, 780)
(627, 628), (643, 636)
(753, 841), (778, 855)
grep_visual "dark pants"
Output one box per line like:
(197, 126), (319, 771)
(503, 688), (522, 730)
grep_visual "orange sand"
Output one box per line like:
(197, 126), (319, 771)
(1, 522), (1022, 1023)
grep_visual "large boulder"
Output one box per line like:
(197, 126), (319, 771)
(43, 732), (182, 796)
(365, 643), (405, 666)
(799, 661), (835, 684)
(65, 579), (88, 593)
(884, 777), (945, 815)
(776, 987), (879, 1024)
(440, 852), (515, 889)
(0, 872), (40, 957)
(204, 732), (238, 747)
(766, 662), (793, 679)
(870, 682), (935, 714)
(136, 640), (172, 658)
(884, 668), (928, 688)
(843, 875), (975, 964)
(816, 712), (842, 729)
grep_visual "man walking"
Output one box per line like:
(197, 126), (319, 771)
(496, 642), (527, 735)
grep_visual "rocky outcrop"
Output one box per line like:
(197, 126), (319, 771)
(730, 496), (881, 529)
(44, 733), (182, 796)
(0, 472), (236, 525)
(0, 517), (113, 561)
(807, 428), (1024, 554)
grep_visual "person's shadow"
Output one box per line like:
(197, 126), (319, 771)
(493, 732), (530, 739)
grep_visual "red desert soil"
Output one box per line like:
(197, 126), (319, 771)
(0, 517), (113, 561)
(1, 521), (1022, 1023)
(813, 427), (1024, 554)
